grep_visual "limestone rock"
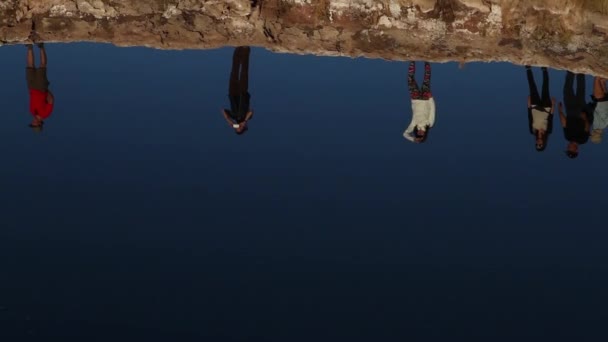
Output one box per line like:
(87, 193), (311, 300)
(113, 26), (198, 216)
(0, 0), (607, 77)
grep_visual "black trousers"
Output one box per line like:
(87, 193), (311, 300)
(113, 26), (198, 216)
(563, 72), (586, 116)
(527, 68), (551, 108)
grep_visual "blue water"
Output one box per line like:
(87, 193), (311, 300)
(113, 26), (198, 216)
(0, 43), (607, 341)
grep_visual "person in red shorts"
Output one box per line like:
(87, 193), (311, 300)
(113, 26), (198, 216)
(26, 43), (54, 132)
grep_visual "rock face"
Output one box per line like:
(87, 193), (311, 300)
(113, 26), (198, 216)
(1, 0), (607, 76)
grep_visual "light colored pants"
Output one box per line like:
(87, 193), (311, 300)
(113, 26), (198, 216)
(593, 101), (608, 131)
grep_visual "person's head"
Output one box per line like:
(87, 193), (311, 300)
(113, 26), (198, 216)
(534, 130), (549, 151)
(566, 141), (579, 159)
(413, 126), (430, 143)
(29, 116), (44, 133)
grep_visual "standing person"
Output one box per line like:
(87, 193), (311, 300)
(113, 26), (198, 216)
(590, 76), (608, 144)
(525, 66), (555, 151)
(222, 46), (253, 135)
(26, 43), (54, 132)
(403, 61), (436, 143)
(559, 72), (590, 159)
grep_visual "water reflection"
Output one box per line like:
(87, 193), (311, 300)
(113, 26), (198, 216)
(591, 76), (608, 144)
(222, 46), (253, 135)
(404, 61), (435, 143)
(526, 66), (554, 152)
(26, 43), (54, 132)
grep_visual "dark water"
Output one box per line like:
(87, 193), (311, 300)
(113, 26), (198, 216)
(1, 43), (607, 341)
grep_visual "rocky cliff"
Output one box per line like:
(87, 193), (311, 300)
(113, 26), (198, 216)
(1, 0), (607, 76)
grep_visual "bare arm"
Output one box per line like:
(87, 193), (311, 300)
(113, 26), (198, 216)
(551, 97), (555, 114)
(403, 131), (415, 142)
(244, 110), (253, 122)
(527, 96), (531, 109)
(403, 121), (416, 142)
(222, 109), (233, 126)
(47, 91), (54, 104)
(558, 102), (566, 127)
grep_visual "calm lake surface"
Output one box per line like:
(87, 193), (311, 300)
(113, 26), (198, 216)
(1, 43), (607, 341)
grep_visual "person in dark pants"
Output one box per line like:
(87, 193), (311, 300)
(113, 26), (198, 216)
(559, 72), (590, 159)
(26, 43), (54, 132)
(222, 46), (253, 135)
(525, 66), (555, 151)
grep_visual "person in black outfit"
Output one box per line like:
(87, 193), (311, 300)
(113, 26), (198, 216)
(559, 72), (590, 159)
(222, 46), (253, 135)
(526, 66), (555, 151)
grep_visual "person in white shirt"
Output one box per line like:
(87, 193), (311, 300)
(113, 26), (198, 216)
(403, 61), (435, 143)
(526, 66), (555, 151)
(590, 76), (608, 144)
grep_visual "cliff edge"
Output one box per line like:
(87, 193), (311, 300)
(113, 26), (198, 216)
(1, 0), (607, 76)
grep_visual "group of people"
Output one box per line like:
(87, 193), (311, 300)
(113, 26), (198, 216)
(525, 67), (607, 158)
(22, 43), (608, 156)
(402, 61), (608, 159)
(21, 43), (254, 135)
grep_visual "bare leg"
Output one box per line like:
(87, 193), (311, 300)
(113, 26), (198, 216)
(27, 45), (35, 68)
(593, 77), (603, 99)
(39, 45), (47, 68)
